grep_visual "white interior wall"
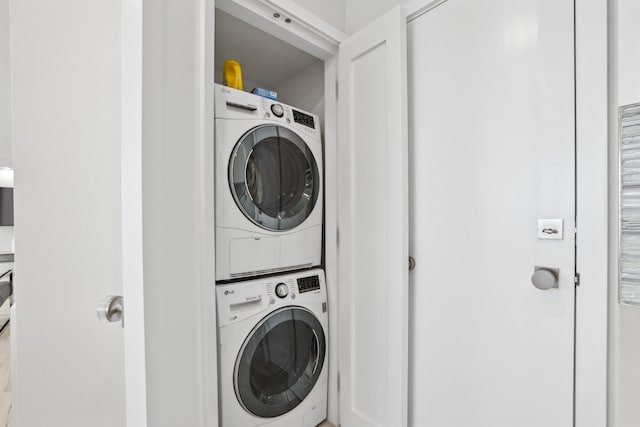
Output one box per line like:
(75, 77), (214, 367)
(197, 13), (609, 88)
(0, 2), (14, 316)
(612, 0), (640, 425)
(0, 48), (13, 351)
(0, 130), (13, 342)
(213, 71), (270, 96)
(214, 8), (321, 105)
(0, 0), (11, 167)
(274, 59), (325, 130)
(0, 261), (12, 328)
(291, 0), (345, 33)
(617, 309), (640, 426)
(0, 168), (12, 253)
(345, 0), (403, 34)
(0, 228), (11, 254)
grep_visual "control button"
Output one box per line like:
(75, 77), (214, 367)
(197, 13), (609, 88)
(291, 293), (296, 300)
(264, 112), (271, 118)
(271, 104), (284, 117)
(269, 298), (275, 305)
(275, 283), (289, 299)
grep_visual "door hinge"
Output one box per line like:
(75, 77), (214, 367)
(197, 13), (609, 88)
(574, 273), (580, 286)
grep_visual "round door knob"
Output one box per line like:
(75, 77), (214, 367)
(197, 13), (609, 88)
(531, 268), (558, 290)
(275, 283), (289, 298)
(271, 104), (284, 117)
(97, 295), (123, 323)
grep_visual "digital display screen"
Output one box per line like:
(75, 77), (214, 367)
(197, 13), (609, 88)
(293, 110), (315, 129)
(297, 275), (320, 293)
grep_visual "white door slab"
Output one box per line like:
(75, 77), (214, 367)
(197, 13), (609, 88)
(408, 0), (575, 426)
(12, 1), (216, 426)
(338, 6), (408, 427)
(10, 1), (128, 426)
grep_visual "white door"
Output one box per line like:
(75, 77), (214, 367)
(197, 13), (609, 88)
(408, 1), (575, 426)
(9, 1), (146, 426)
(337, 6), (409, 427)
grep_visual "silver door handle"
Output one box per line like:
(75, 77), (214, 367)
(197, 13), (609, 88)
(531, 267), (559, 290)
(97, 295), (124, 326)
(408, 256), (416, 271)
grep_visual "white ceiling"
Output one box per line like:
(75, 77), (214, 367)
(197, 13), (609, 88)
(215, 9), (320, 89)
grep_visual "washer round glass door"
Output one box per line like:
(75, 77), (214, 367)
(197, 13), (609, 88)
(234, 307), (326, 418)
(229, 125), (320, 231)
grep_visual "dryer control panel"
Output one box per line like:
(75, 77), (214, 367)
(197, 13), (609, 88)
(214, 84), (320, 140)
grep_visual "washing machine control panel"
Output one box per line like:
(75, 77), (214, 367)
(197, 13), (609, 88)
(216, 269), (326, 327)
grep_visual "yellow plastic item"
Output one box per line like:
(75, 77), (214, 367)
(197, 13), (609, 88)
(223, 59), (243, 91)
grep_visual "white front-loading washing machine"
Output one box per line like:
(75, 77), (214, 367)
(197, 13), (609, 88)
(215, 84), (323, 281)
(216, 269), (328, 427)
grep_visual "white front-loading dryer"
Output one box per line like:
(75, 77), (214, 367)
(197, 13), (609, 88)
(215, 84), (323, 281)
(216, 269), (328, 427)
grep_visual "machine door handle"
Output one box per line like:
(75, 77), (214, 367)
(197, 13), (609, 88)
(531, 267), (559, 290)
(408, 256), (416, 271)
(226, 101), (258, 112)
(97, 295), (124, 326)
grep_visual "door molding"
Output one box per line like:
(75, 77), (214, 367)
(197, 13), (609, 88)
(405, 0), (450, 22)
(215, 0), (345, 59)
(121, 0), (148, 425)
(574, 0), (608, 425)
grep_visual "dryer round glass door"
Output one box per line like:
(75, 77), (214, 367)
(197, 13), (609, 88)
(229, 125), (320, 231)
(234, 306), (326, 418)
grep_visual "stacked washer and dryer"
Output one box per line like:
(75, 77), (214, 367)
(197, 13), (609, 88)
(214, 84), (328, 427)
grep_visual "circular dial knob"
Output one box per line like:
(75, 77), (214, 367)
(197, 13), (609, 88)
(270, 104), (284, 117)
(275, 283), (289, 298)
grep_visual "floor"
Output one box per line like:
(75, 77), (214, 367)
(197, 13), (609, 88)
(0, 322), (10, 427)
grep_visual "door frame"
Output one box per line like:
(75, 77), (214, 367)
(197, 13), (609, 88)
(124, 0), (219, 425)
(121, 1), (147, 425)
(573, 0), (608, 425)
(147, 0), (607, 425)
(202, 1), (343, 425)
(404, 0), (609, 425)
